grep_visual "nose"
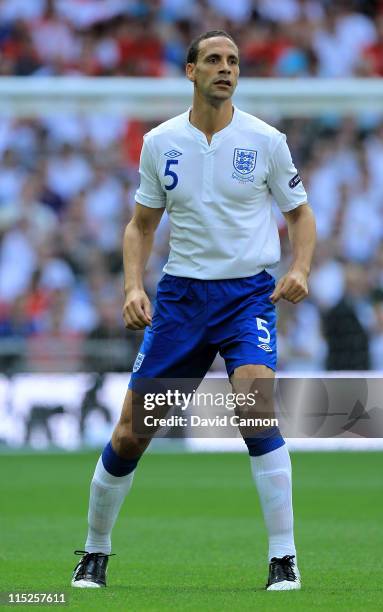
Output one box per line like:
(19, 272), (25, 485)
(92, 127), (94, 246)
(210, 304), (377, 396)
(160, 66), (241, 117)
(218, 63), (231, 74)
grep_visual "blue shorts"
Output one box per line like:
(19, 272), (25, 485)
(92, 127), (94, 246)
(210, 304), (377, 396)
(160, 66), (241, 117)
(129, 270), (277, 388)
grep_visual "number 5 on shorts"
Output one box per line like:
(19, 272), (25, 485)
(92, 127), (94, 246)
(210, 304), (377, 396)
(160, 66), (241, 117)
(256, 317), (270, 344)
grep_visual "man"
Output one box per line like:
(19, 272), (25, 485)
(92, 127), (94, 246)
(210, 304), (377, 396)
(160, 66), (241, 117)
(71, 30), (316, 592)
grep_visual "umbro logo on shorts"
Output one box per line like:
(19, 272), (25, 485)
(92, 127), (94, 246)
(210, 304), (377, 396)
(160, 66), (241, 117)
(257, 344), (273, 352)
(133, 352), (145, 372)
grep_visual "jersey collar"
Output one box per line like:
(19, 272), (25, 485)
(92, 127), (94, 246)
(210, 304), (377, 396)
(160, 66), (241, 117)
(186, 105), (238, 149)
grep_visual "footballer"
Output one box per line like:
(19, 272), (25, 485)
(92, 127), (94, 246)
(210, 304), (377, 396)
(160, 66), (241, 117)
(71, 30), (316, 591)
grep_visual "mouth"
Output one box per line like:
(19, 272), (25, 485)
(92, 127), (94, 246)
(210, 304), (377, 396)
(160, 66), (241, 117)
(214, 79), (232, 87)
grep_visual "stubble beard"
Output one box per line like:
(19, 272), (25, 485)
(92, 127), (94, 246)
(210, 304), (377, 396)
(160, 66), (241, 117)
(196, 81), (233, 108)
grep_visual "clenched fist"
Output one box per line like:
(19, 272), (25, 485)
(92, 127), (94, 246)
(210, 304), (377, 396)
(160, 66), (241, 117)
(123, 288), (152, 330)
(270, 269), (309, 305)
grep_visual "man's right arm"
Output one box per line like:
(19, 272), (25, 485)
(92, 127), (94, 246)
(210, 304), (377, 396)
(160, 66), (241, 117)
(123, 203), (164, 330)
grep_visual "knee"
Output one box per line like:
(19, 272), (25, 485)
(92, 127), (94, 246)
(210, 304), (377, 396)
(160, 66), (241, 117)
(231, 365), (274, 405)
(112, 422), (150, 459)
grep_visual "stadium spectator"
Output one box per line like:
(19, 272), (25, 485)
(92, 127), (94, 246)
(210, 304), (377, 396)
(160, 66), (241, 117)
(241, 22), (291, 77)
(0, 148), (27, 203)
(322, 263), (372, 371)
(313, 3), (376, 77)
(360, 14), (383, 76)
(29, 0), (78, 69)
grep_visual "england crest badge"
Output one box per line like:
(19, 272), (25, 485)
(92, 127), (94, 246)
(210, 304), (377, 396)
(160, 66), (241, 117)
(232, 148), (257, 182)
(133, 352), (145, 373)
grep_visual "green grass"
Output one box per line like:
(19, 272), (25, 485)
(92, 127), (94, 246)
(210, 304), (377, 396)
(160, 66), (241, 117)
(1, 451), (382, 611)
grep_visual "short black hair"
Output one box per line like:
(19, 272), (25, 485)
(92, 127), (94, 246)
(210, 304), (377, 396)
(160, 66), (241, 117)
(186, 30), (236, 64)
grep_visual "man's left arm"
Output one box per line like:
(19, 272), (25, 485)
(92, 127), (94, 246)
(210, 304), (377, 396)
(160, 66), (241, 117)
(270, 203), (316, 304)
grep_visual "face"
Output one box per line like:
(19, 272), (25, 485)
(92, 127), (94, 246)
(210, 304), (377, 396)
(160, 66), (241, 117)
(186, 36), (240, 102)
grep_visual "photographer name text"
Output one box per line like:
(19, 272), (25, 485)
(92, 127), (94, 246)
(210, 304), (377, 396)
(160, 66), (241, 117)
(143, 415), (278, 428)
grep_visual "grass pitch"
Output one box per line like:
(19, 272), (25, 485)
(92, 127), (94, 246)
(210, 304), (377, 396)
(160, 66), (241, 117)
(1, 451), (382, 611)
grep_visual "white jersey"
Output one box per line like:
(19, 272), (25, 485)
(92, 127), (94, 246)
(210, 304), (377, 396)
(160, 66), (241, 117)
(135, 107), (307, 280)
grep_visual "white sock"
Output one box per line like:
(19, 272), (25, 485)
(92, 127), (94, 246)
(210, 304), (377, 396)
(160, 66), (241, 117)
(85, 456), (134, 554)
(250, 444), (296, 562)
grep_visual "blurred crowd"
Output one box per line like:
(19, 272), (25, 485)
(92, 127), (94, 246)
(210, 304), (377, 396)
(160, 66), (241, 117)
(0, 0), (383, 78)
(1, 0), (383, 374)
(1, 111), (383, 373)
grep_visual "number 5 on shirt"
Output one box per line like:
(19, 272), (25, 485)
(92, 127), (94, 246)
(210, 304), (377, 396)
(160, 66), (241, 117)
(164, 159), (179, 190)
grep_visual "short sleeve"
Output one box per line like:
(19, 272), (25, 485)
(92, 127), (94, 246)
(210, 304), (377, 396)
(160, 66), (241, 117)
(135, 136), (166, 209)
(267, 134), (308, 212)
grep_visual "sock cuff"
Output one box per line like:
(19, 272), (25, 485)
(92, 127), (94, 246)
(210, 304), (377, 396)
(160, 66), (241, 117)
(244, 427), (285, 457)
(101, 441), (140, 477)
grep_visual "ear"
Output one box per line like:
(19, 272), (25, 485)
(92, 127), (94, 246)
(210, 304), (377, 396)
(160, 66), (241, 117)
(185, 62), (195, 83)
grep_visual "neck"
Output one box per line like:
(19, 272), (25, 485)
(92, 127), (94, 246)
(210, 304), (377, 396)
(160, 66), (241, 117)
(189, 92), (233, 142)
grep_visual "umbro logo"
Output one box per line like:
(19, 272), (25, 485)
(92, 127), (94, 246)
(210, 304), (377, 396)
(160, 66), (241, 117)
(164, 150), (182, 158)
(257, 344), (273, 352)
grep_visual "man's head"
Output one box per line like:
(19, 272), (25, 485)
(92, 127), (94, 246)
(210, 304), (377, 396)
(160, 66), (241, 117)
(186, 31), (239, 102)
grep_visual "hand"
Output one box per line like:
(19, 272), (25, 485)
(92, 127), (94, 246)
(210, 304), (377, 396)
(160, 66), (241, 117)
(270, 269), (309, 304)
(123, 288), (152, 329)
